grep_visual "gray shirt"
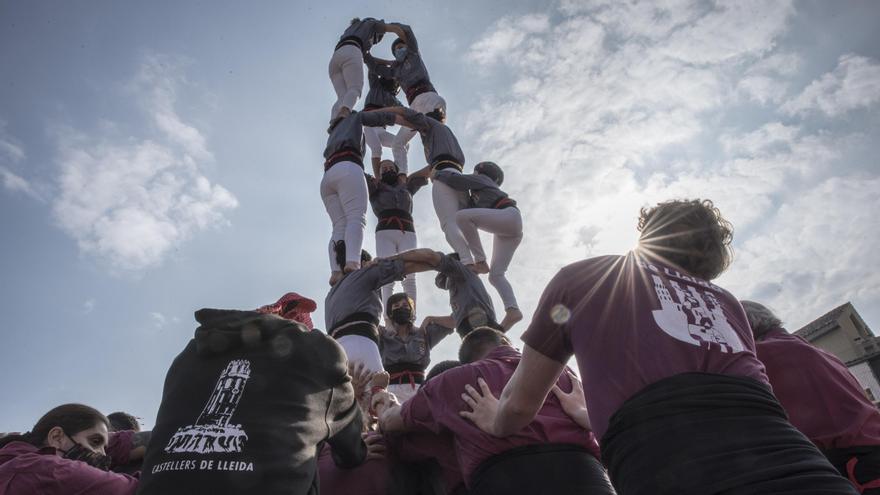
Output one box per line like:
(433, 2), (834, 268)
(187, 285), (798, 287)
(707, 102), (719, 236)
(371, 108), (464, 165)
(364, 57), (402, 110)
(437, 254), (497, 331)
(367, 176), (428, 217)
(378, 323), (454, 370)
(433, 171), (513, 209)
(324, 111), (397, 160)
(389, 23), (432, 93)
(325, 259), (406, 330)
(338, 18), (386, 53)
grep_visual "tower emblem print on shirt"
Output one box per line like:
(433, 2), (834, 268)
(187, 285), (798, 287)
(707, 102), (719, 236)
(649, 275), (745, 353)
(164, 359), (251, 454)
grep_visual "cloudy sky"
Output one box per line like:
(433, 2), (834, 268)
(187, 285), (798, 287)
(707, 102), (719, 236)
(2, 0), (879, 430)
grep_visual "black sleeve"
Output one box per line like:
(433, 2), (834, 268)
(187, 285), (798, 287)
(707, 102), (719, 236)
(326, 397), (367, 468)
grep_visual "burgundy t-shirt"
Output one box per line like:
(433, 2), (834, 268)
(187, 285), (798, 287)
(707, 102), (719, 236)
(757, 328), (880, 450)
(400, 345), (600, 487)
(317, 436), (388, 495)
(521, 253), (769, 440)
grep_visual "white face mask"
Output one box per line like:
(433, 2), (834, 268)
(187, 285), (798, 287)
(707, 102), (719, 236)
(394, 47), (408, 61)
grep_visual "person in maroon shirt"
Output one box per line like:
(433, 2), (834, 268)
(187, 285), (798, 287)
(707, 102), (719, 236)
(0, 403), (147, 495)
(459, 199), (857, 495)
(743, 300), (880, 493)
(373, 327), (614, 495)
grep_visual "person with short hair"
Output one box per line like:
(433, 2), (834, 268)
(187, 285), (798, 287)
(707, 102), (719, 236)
(325, 247), (441, 376)
(459, 199), (858, 494)
(374, 328), (613, 495)
(107, 412), (141, 433)
(364, 107), (471, 265)
(434, 161), (524, 330)
(328, 17), (385, 127)
(380, 292), (454, 403)
(0, 404), (143, 494)
(367, 160), (428, 310)
(366, 22), (446, 173)
(432, 252), (501, 338)
(743, 300), (880, 493)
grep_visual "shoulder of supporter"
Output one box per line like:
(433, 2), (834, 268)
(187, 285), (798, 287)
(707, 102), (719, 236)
(436, 254), (467, 280)
(401, 363), (477, 431)
(300, 328), (350, 385)
(0, 445), (138, 494)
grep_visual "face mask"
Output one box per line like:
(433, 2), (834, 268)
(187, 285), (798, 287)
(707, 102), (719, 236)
(63, 434), (111, 471)
(381, 171), (398, 185)
(394, 47), (407, 61)
(391, 307), (413, 325)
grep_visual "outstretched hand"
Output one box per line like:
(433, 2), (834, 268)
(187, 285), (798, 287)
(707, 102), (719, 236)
(459, 377), (500, 437)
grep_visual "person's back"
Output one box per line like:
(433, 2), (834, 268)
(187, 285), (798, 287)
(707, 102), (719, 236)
(392, 333), (609, 494)
(137, 309), (365, 495)
(744, 300), (880, 492)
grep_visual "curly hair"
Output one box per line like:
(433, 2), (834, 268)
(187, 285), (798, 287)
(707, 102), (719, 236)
(637, 199), (733, 280)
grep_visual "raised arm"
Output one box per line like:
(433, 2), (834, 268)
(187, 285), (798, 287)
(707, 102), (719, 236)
(460, 344), (565, 437)
(364, 106), (426, 131)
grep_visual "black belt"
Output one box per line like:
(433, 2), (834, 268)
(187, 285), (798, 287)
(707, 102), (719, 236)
(334, 37), (363, 52)
(432, 160), (463, 172)
(329, 312), (379, 344)
(324, 150), (364, 171)
(470, 443), (599, 489)
(403, 80), (436, 105)
(376, 209), (415, 232)
(493, 197), (517, 210)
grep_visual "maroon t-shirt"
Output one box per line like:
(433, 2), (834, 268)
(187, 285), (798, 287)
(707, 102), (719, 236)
(317, 436), (388, 495)
(521, 253), (769, 440)
(400, 345), (600, 487)
(757, 328), (880, 451)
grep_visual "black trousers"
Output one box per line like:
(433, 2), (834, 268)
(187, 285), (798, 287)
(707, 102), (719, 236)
(469, 443), (616, 495)
(827, 445), (880, 493)
(601, 372), (858, 495)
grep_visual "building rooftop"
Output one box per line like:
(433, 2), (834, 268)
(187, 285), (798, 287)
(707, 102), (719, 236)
(794, 302), (853, 341)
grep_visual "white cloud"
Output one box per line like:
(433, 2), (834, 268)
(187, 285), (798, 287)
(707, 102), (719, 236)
(51, 55), (238, 271)
(82, 299), (96, 315)
(458, 1), (878, 343)
(466, 14), (550, 66)
(782, 54), (880, 117)
(151, 312), (167, 327)
(0, 166), (40, 200)
(0, 122), (41, 200)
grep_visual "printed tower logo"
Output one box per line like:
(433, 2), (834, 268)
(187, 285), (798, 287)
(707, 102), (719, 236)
(650, 275), (745, 353)
(165, 359), (251, 454)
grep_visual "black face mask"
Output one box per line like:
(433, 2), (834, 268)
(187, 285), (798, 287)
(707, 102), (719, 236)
(390, 307), (413, 325)
(381, 171), (398, 185)
(63, 434), (111, 471)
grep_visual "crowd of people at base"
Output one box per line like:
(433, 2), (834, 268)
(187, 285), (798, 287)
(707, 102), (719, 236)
(2, 16), (880, 495)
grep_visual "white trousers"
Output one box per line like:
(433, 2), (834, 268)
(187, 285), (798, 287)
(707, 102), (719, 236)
(337, 335), (384, 375)
(432, 171), (472, 263)
(388, 383), (420, 404)
(456, 207), (523, 310)
(328, 45), (364, 121)
(364, 126), (409, 165)
(375, 229), (418, 309)
(393, 91), (447, 173)
(320, 161), (368, 270)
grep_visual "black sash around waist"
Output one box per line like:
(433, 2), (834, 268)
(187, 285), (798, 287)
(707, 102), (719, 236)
(601, 372), (858, 495)
(470, 443), (612, 495)
(376, 209), (415, 233)
(334, 36), (363, 52)
(329, 312), (380, 344)
(825, 445), (880, 493)
(324, 149), (364, 171)
(403, 80), (436, 105)
(431, 154), (463, 172)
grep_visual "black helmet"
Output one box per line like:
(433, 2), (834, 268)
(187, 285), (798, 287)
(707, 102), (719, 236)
(474, 161), (504, 186)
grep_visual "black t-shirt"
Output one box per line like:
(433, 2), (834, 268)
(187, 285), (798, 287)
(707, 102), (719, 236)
(137, 309), (366, 495)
